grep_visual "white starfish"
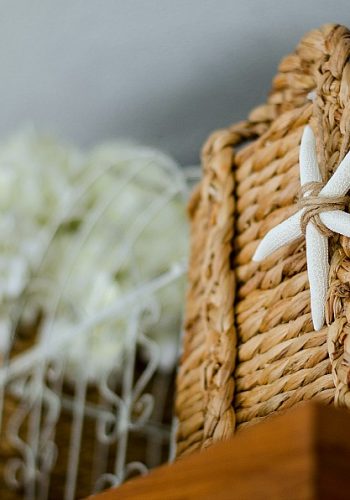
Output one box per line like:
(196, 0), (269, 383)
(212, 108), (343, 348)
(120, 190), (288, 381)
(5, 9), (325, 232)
(253, 125), (350, 331)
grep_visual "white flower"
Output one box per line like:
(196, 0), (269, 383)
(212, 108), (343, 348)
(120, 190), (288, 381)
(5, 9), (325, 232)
(0, 129), (188, 380)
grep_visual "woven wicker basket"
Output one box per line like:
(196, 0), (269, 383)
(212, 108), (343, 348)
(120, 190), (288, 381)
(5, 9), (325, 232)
(175, 23), (350, 458)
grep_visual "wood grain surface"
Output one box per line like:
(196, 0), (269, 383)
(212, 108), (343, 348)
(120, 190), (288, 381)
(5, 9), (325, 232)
(88, 402), (350, 499)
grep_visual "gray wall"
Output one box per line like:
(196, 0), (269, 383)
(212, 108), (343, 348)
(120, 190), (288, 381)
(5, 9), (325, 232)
(0, 0), (349, 164)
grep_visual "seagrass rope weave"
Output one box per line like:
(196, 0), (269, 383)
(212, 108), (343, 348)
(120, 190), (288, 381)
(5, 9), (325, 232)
(175, 23), (350, 458)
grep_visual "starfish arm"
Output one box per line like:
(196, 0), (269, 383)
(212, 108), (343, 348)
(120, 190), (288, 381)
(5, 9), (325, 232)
(306, 223), (328, 331)
(320, 148), (350, 197)
(320, 210), (350, 237)
(299, 126), (322, 186)
(253, 211), (302, 262)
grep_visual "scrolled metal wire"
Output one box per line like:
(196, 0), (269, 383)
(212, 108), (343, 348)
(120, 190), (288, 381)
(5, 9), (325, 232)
(0, 152), (190, 498)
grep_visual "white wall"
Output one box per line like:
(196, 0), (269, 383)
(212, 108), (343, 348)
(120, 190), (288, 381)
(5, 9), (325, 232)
(0, 0), (349, 163)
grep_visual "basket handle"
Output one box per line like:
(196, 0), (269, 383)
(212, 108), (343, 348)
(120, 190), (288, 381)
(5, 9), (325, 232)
(201, 118), (268, 168)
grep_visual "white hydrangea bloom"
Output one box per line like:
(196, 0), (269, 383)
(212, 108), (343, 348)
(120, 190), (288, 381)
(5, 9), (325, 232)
(1, 130), (188, 380)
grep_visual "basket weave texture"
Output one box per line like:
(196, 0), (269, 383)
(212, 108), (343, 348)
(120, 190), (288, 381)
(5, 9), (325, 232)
(175, 23), (350, 458)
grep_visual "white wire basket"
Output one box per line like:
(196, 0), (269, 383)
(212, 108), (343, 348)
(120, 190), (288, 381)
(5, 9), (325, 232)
(0, 135), (199, 500)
